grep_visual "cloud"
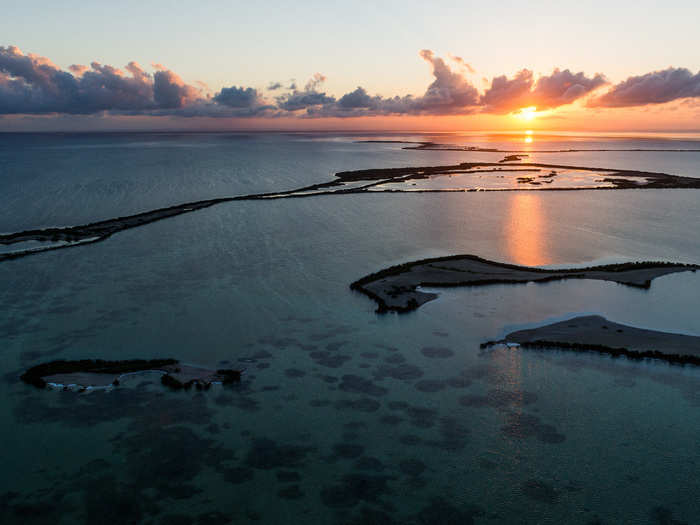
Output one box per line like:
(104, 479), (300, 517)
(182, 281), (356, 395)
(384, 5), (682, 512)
(300, 50), (481, 117)
(275, 73), (336, 111)
(153, 70), (201, 108)
(213, 85), (262, 108)
(68, 64), (88, 76)
(480, 68), (606, 113)
(532, 69), (607, 109)
(413, 49), (480, 113)
(448, 54), (475, 74)
(0, 46), (269, 117)
(1, 45), (694, 121)
(481, 70), (534, 113)
(337, 87), (379, 110)
(0, 45), (209, 114)
(589, 67), (700, 107)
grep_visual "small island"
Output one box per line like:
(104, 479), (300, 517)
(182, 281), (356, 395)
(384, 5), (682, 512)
(350, 255), (699, 313)
(482, 315), (700, 366)
(20, 359), (242, 390)
(499, 154), (529, 162)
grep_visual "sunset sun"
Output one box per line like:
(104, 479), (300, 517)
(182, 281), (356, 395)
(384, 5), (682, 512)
(516, 106), (538, 121)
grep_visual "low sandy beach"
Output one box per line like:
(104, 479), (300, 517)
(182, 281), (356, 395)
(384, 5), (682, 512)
(500, 315), (700, 364)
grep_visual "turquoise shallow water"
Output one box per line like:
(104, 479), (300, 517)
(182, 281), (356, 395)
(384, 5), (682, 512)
(1, 132), (699, 524)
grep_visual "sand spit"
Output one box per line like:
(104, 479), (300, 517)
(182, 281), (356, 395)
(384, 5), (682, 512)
(483, 315), (700, 366)
(0, 179), (344, 262)
(2, 158), (700, 263)
(350, 255), (699, 313)
(20, 359), (242, 391)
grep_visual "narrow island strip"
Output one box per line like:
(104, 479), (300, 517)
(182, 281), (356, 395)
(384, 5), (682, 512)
(333, 161), (700, 189)
(481, 315), (700, 366)
(350, 255), (699, 313)
(391, 141), (700, 153)
(2, 160), (700, 263)
(20, 359), (242, 391)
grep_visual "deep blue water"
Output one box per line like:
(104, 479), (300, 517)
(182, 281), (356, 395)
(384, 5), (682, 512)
(1, 131), (699, 524)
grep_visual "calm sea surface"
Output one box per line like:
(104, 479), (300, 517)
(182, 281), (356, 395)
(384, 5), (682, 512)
(1, 131), (699, 524)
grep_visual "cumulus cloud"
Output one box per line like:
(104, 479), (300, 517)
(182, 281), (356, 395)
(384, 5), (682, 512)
(532, 69), (607, 109)
(68, 64), (89, 76)
(480, 68), (606, 113)
(1, 45), (694, 120)
(214, 86), (262, 108)
(275, 73), (336, 111)
(319, 53), (598, 118)
(413, 49), (480, 113)
(0, 45), (208, 114)
(481, 69), (534, 113)
(337, 87), (379, 109)
(153, 70), (201, 108)
(0, 45), (270, 117)
(589, 67), (700, 107)
(297, 50), (481, 117)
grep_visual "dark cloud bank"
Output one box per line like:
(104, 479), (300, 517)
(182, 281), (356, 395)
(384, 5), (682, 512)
(1, 45), (698, 119)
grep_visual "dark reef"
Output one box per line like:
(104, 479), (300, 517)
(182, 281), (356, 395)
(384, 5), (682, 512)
(21, 359), (177, 388)
(20, 359), (241, 390)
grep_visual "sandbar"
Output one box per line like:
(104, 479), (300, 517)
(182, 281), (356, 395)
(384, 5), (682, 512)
(350, 255), (699, 313)
(485, 315), (700, 366)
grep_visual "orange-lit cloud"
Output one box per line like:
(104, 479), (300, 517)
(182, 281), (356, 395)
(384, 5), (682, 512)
(481, 68), (607, 113)
(68, 64), (89, 76)
(0, 44), (698, 129)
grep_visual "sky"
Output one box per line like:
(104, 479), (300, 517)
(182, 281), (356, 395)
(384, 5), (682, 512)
(1, 0), (699, 132)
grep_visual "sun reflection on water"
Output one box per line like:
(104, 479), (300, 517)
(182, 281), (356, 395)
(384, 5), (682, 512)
(504, 193), (550, 267)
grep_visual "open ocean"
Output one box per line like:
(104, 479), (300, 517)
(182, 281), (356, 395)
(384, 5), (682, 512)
(1, 131), (700, 524)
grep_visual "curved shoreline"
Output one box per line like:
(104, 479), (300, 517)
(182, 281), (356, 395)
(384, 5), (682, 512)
(481, 315), (700, 366)
(350, 255), (699, 313)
